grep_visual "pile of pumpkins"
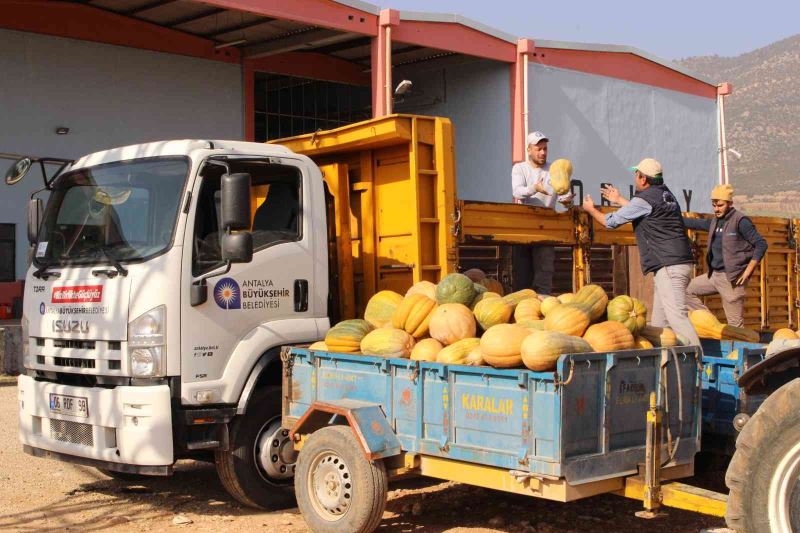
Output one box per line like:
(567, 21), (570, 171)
(311, 269), (686, 372)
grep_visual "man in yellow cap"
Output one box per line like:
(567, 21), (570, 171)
(582, 158), (701, 346)
(682, 184), (767, 327)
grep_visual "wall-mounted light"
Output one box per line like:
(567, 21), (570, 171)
(55, 127), (70, 135)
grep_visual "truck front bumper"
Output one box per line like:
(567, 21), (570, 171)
(17, 374), (174, 474)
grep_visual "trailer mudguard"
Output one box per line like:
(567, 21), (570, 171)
(738, 344), (800, 395)
(291, 399), (402, 460)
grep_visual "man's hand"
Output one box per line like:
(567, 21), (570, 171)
(558, 192), (575, 206)
(735, 261), (757, 286)
(582, 194), (596, 212)
(533, 181), (548, 194)
(601, 185), (622, 205)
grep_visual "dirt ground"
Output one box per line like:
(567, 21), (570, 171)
(0, 375), (729, 532)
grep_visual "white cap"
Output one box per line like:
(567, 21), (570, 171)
(526, 131), (549, 146)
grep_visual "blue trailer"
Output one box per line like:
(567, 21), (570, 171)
(282, 344), (722, 532)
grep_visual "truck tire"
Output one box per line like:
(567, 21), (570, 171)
(215, 386), (296, 509)
(295, 425), (387, 533)
(725, 378), (800, 532)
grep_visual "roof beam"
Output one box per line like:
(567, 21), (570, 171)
(309, 36), (372, 55)
(166, 7), (227, 27)
(124, 0), (179, 16)
(244, 28), (354, 58)
(351, 44), (424, 64)
(205, 17), (276, 38)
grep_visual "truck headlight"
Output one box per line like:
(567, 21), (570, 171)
(21, 315), (29, 367)
(128, 306), (165, 377)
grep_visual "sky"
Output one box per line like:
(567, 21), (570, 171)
(381, 0), (800, 60)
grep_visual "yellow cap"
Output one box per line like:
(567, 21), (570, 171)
(711, 184), (734, 202)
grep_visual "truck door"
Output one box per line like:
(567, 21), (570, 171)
(180, 158), (317, 399)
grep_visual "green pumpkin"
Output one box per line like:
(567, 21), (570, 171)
(435, 273), (477, 306)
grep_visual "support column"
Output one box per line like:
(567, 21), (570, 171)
(243, 59), (256, 141)
(371, 9), (399, 117)
(717, 82), (733, 185)
(511, 39), (535, 162)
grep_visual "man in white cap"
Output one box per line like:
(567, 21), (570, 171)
(581, 158), (701, 346)
(510, 131), (574, 294)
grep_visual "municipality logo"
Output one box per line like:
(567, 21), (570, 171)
(214, 278), (241, 309)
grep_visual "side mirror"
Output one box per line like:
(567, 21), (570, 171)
(222, 232), (253, 263)
(5, 157), (33, 185)
(221, 173), (251, 231)
(27, 198), (42, 243)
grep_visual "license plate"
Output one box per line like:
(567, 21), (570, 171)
(49, 393), (89, 418)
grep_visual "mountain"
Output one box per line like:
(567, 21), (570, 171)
(677, 34), (800, 213)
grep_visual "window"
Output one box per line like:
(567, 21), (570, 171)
(254, 74), (371, 141)
(0, 224), (14, 281)
(192, 161), (302, 276)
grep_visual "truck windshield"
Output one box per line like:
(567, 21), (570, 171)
(35, 157), (189, 266)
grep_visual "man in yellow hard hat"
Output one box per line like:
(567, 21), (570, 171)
(682, 184), (767, 327)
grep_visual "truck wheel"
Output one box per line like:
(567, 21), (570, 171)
(215, 386), (296, 509)
(295, 425), (387, 533)
(726, 378), (800, 532)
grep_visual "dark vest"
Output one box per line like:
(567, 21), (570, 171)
(707, 208), (754, 282)
(632, 184), (694, 275)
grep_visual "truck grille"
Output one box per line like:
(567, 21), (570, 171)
(53, 357), (96, 369)
(53, 339), (96, 350)
(50, 419), (93, 447)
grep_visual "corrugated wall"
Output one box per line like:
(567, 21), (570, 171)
(0, 29), (243, 279)
(528, 63), (719, 214)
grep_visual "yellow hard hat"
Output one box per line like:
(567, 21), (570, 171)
(711, 184), (734, 202)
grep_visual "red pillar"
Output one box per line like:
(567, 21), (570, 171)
(371, 9), (399, 117)
(511, 39), (535, 163)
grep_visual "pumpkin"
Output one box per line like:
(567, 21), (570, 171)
(473, 283), (487, 295)
(543, 303), (590, 337)
(606, 295), (647, 335)
(514, 298), (543, 322)
(360, 328), (415, 358)
(633, 336), (654, 350)
(480, 277), (505, 296)
(502, 289), (538, 308)
(465, 346), (485, 366)
(473, 298), (513, 330)
(521, 330), (592, 371)
(689, 309), (760, 342)
(463, 268), (486, 282)
(549, 158), (573, 195)
(480, 324), (531, 368)
(517, 319), (546, 331)
(470, 291), (501, 310)
(773, 328), (799, 341)
(583, 321), (635, 352)
(406, 280), (437, 300)
(392, 294), (437, 338)
(540, 296), (561, 317)
(639, 325), (679, 347)
(410, 338), (443, 361)
(557, 293), (576, 304)
(325, 319), (374, 353)
(428, 303), (477, 345)
(437, 337), (481, 365)
(573, 284), (609, 322)
(436, 273), (477, 306)
(364, 290), (404, 328)
(308, 341), (328, 351)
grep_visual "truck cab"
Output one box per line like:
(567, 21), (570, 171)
(17, 139), (331, 507)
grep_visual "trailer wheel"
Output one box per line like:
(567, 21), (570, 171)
(215, 386), (296, 509)
(726, 378), (800, 532)
(295, 425), (387, 533)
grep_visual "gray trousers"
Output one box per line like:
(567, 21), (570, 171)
(686, 271), (746, 327)
(512, 244), (555, 295)
(650, 264), (702, 346)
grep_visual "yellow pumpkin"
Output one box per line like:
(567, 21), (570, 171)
(480, 277), (505, 296)
(364, 290), (404, 328)
(465, 346), (485, 366)
(410, 338), (443, 361)
(540, 296), (562, 317)
(544, 303), (590, 337)
(360, 328), (416, 358)
(583, 321), (635, 352)
(773, 328), (799, 341)
(690, 309), (760, 342)
(392, 294), (437, 338)
(606, 295), (647, 335)
(406, 280), (437, 300)
(473, 298), (513, 330)
(521, 330), (592, 371)
(325, 319), (374, 353)
(437, 338), (481, 365)
(633, 336), (654, 350)
(470, 291), (501, 310)
(480, 324), (531, 368)
(573, 284), (609, 322)
(501, 289), (538, 309)
(428, 303), (477, 345)
(639, 325), (679, 347)
(514, 298), (542, 322)
(549, 158), (573, 195)
(308, 341), (328, 351)
(517, 319), (546, 331)
(557, 293), (576, 304)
